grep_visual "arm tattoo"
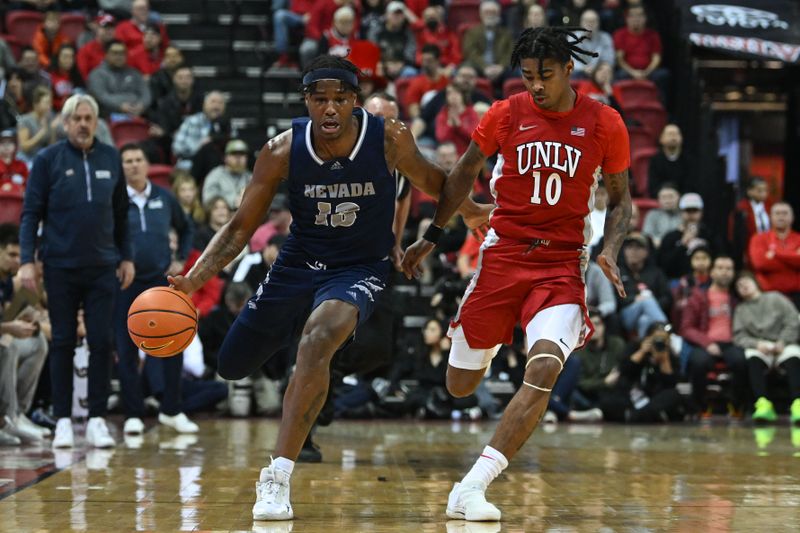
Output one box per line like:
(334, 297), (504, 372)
(432, 143), (486, 227)
(188, 225), (246, 285)
(602, 170), (632, 258)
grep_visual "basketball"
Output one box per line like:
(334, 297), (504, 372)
(127, 287), (198, 357)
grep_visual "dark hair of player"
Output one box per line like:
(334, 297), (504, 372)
(301, 55), (361, 96)
(510, 27), (598, 73)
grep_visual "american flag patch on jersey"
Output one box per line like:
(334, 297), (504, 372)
(571, 126), (585, 137)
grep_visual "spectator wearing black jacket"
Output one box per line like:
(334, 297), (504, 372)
(658, 193), (724, 280)
(19, 94), (134, 449)
(647, 124), (695, 197)
(618, 232), (670, 338)
(113, 143), (197, 436)
(600, 322), (686, 423)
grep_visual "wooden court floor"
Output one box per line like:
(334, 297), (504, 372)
(0, 419), (799, 532)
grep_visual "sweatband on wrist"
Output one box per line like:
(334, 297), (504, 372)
(422, 224), (443, 244)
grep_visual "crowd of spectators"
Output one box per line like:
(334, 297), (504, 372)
(0, 0), (798, 451)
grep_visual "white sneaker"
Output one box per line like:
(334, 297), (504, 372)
(567, 407), (603, 423)
(158, 412), (199, 433)
(18, 413), (51, 437)
(253, 461), (293, 521)
(542, 410), (558, 425)
(446, 482), (501, 521)
(52, 418), (74, 448)
(86, 417), (115, 448)
(0, 428), (21, 446)
(4, 415), (43, 443)
(124, 417), (145, 434)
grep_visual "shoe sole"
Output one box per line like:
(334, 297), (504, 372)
(252, 512), (293, 521)
(446, 507), (501, 522)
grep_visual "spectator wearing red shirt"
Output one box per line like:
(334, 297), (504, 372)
(127, 22), (165, 77)
(435, 84), (480, 156)
(412, 6), (461, 71)
(115, 0), (170, 53)
(0, 129), (28, 194)
(574, 61), (623, 115)
(317, 6), (356, 58)
(749, 202), (800, 307)
(299, 0), (361, 68)
(612, 5), (669, 104)
(679, 255), (748, 414)
(32, 11), (70, 69)
(77, 13), (117, 80)
(48, 44), (84, 111)
(404, 44), (449, 119)
(730, 177), (772, 267)
(271, 0), (316, 69)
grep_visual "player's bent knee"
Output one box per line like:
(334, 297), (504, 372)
(446, 367), (485, 398)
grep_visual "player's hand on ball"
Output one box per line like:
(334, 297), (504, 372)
(401, 239), (436, 280)
(168, 274), (199, 295)
(598, 251), (626, 298)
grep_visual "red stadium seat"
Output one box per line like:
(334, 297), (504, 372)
(110, 117), (150, 147)
(475, 77), (493, 100)
(615, 79), (660, 110)
(625, 101), (667, 141)
(0, 34), (24, 61)
(628, 124), (656, 156)
(633, 197), (659, 229)
(0, 189), (24, 224)
(5, 11), (44, 46)
(59, 13), (86, 43)
(631, 147), (658, 198)
(502, 77), (526, 98)
(447, 0), (482, 32)
(149, 164), (173, 189)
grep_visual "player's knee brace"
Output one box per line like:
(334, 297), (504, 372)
(522, 353), (564, 392)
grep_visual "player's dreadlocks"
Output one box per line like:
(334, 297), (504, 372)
(510, 26), (598, 73)
(301, 55), (362, 96)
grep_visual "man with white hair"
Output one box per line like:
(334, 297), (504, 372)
(172, 91), (228, 163)
(19, 94), (135, 449)
(462, 1), (513, 83)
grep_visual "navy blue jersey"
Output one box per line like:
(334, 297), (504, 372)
(283, 108), (396, 268)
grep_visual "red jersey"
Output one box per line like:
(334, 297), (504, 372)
(472, 91), (629, 245)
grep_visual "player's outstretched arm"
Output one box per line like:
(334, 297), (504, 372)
(387, 119), (491, 231)
(169, 130), (291, 294)
(400, 141), (488, 279)
(597, 169), (632, 297)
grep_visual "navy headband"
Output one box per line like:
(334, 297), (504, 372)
(302, 68), (359, 90)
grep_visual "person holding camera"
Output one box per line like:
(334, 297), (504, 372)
(658, 193), (722, 280)
(599, 322), (686, 423)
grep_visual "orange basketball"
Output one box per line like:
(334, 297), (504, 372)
(127, 287), (198, 357)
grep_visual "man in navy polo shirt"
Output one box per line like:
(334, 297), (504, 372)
(19, 94), (134, 449)
(114, 143), (197, 436)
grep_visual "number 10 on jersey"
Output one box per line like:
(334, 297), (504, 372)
(530, 171), (562, 205)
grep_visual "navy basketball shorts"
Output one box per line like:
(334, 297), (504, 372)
(237, 258), (390, 339)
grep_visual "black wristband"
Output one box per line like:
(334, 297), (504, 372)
(422, 223), (443, 244)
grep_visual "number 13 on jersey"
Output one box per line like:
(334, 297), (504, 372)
(315, 201), (360, 227)
(530, 171), (562, 206)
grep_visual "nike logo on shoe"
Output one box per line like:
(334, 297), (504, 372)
(519, 124), (537, 131)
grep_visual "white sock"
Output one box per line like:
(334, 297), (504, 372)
(272, 456), (295, 477)
(461, 445), (508, 490)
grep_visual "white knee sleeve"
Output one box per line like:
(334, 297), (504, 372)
(448, 325), (500, 371)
